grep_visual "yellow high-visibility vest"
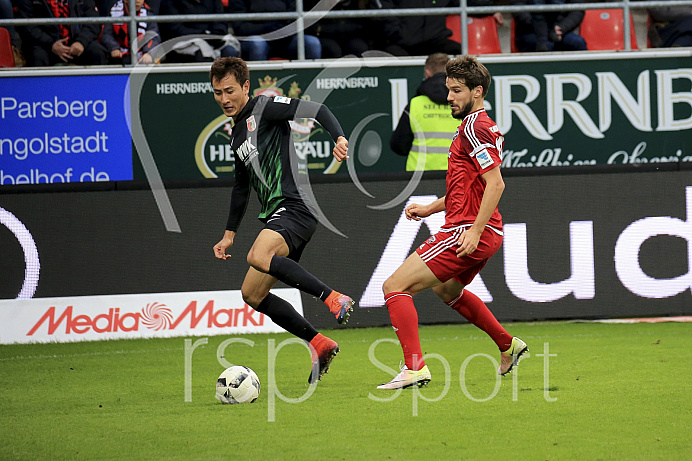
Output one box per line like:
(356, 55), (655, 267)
(406, 95), (459, 171)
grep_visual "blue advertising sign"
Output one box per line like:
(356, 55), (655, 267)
(0, 75), (132, 185)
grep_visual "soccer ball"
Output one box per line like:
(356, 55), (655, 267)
(216, 366), (261, 404)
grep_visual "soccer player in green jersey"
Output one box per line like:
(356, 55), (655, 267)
(210, 57), (353, 384)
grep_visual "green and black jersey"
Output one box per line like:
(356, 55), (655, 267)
(225, 95), (345, 232)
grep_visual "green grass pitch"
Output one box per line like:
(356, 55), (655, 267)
(1, 321), (690, 460)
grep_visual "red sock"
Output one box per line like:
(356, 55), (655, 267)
(447, 290), (512, 351)
(384, 292), (425, 370)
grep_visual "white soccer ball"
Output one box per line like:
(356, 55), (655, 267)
(216, 366), (261, 404)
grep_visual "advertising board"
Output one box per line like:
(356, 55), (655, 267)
(1, 169), (690, 338)
(0, 75), (133, 185)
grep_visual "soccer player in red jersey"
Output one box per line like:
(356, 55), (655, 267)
(378, 55), (528, 390)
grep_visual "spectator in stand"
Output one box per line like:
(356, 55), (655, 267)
(648, 2), (692, 48)
(228, 0), (321, 61)
(17, 0), (108, 66)
(304, 0), (370, 58)
(0, 0), (26, 66)
(391, 53), (460, 171)
(160, 0), (239, 63)
(511, 0), (587, 52)
(97, 0), (159, 16)
(101, 0), (160, 64)
(368, 0), (502, 57)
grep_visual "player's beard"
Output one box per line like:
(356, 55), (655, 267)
(452, 99), (474, 120)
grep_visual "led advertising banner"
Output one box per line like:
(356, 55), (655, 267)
(130, 54), (692, 181)
(1, 169), (690, 335)
(1, 54), (690, 185)
(133, 63), (413, 180)
(0, 75), (133, 185)
(0, 289), (302, 344)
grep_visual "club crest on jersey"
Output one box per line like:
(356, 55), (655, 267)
(246, 115), (257, 132)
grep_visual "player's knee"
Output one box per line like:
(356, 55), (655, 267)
(433, 284), (453, 301)
(241, 289), (263, 309)
(433, 283), (461, 303)
(382, 277), (397, 295)
(246, 248), (271, 273)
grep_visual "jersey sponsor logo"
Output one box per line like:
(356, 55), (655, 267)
(273, 96), (291, 104)
(246, 115), (256, 132)
(237, 138), (259, 165)
(476, 149), (494, 169)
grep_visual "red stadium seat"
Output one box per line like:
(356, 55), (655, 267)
(580, 9), (638, 51)
(0, 27), (14, 68)
(447, 15), (502, 55)
(510, 18), (518, 53)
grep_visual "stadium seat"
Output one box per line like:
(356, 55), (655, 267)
(447, 15), (502, 54)
(510, 18), (518, 53)
(0, 27), (14, 68)
(580, 9), (638, 51)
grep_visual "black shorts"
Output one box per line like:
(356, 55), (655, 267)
(261, 200), (317, 262)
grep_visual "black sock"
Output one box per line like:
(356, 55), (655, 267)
(255, 292), (318, 342)
(268, 255), (332, 301)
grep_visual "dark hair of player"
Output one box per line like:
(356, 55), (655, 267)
(445, 55), (491, 98)
(209, 57), (250, 87)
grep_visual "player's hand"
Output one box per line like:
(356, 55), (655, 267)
(332, 136), (349, 162)
(111, 49), (122, 59)
(456, 227), (482, 258)
(51, 38), (72, 62)
(405, 203), (431, 221)
(213, 232), (235, 260)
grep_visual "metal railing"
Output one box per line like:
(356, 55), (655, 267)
(1, 0), (691, 63)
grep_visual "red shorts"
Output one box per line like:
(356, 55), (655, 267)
(415, 226), (503, 285)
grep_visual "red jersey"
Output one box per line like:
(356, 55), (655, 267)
(444, 108), (504, 233)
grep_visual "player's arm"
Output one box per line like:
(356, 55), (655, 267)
(298, 100), (349, 161)
(457, 166), (504, 257)
(267, 97), (348, 161)
(405, 196), (447, 221)
(214, 158), (250, 260)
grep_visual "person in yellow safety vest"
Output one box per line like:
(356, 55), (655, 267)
(390, 52), (460, 171)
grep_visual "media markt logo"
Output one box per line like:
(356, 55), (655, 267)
(26, 299), (267, 337)
(140, 302), (173, 331)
